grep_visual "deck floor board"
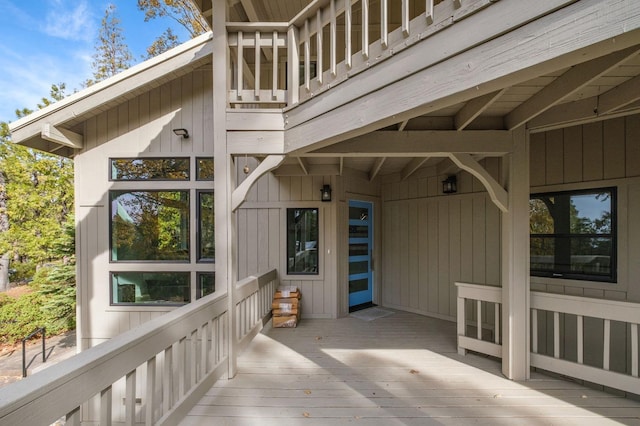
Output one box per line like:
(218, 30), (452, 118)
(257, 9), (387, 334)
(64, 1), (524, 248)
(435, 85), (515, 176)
(181, 310), (640, 425)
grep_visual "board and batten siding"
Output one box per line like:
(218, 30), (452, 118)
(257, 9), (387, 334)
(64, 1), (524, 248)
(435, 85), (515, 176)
(530, 114), (640, 375)
(75, 67), (214, 351)
(379, 160), (502, 322)
(237, 160), (337, 318)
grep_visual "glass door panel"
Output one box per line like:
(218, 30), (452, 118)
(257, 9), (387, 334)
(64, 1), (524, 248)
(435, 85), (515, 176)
(348, 200), (373, 308)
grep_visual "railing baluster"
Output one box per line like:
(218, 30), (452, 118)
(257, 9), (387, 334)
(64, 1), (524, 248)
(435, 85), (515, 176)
(272, 31), (278, 99)
(202, 321), (210, 377)
(603, 319), (611, 371)
(254, 31), (261, 98)
(316, 9), (323, 84)
(163, 345), (173, 414)
(145, 357), (156, 426)
(125, 369), (136, 426)
(190, 329), (198, 388)
(426, 0), (434, 25)
(304, 19), (310, 91)
(178, 337), (186, 398)
(632, 323), (638, 377)
(454, 0), (462, 8)
(577, 315), (584, 364)
(494, 302), (500, 344)
(362, 0), (369, 58)
(330, 0), (337, 76)
(287, 25), (299, 105)
(553, 311), (560, 359)
(381, 0), (388, 48)
(345, 0), (352, 68)
(476, 300), (482, 340)
(532, 308), (538, 354)
(237, 31), (243, 100)
(457, 295), (466, 355)
(100, 387), (112, 426)
(402, 0), (409, 36)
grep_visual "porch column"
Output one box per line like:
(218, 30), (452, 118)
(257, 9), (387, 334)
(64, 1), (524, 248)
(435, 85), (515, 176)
(212, 0), (238, 378)
(501, 126), (530, 380)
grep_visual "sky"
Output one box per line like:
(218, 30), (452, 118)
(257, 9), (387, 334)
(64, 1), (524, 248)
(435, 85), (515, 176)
(0, 0), (192, 124)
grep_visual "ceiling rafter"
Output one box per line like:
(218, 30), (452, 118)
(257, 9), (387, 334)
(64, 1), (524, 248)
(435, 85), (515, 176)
(297, 157), (310, 174)
(369, 157), (386, 182)
(455, 89), (506, 130)
(401, 157), (429, 181)
(505, 46), (640, 129)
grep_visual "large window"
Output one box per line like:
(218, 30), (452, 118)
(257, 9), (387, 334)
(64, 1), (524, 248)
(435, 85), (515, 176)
(110, 191), (190, 261)
(530, 187), (616, 282)
(109, 157), (215, 305)
(286, 208), (319, 275)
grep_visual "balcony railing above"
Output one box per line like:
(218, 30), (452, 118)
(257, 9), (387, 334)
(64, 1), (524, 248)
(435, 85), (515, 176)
(227, 0), (501, 109)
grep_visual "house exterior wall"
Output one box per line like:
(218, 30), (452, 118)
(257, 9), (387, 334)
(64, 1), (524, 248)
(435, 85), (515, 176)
(236, 162), (338, 318)
(75, 67), (214, 351)
(379, 159), (503, 322)
(529, 115), (640, 375)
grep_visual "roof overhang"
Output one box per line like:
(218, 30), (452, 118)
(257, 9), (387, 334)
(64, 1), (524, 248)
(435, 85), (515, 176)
(9, 32), (214, 157)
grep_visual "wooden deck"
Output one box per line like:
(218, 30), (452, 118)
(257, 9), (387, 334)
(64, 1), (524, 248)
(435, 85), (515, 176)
(181, 309), (640, 425)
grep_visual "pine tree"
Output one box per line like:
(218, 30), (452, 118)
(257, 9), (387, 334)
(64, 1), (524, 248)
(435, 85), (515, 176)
(88, 4), (133, 85)
(137, 0), (208, 59)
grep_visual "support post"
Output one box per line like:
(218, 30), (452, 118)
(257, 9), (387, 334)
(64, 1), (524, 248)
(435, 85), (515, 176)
(501, 126), (530, 380)
(213, 0), (237, 379)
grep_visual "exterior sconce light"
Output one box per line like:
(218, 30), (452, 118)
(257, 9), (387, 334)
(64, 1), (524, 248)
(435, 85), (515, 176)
(321, 184), (332, 202)
(442, 175), (457, 194)
(172, 128), (189, 139)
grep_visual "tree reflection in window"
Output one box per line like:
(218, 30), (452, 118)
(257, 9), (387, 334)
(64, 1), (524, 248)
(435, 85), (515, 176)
(111, 190), (189, 261)
(198, 191), (214, 261)
(530, 188), (615, 282)
(110, 158), (190, 180)
(287, 208), (318, 274)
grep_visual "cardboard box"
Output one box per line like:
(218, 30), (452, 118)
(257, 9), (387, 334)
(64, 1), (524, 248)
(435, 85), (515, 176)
(273, 307), (299, 316)
(271, 297), (300, 310)
(273, 314), (299, 328)
(274, 286), (301, 299)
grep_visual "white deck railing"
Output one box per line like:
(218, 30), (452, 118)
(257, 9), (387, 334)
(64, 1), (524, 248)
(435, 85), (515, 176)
(0, 269), (278, 426)
(456, 283), (640, 395)
(227, 0), (499, 108)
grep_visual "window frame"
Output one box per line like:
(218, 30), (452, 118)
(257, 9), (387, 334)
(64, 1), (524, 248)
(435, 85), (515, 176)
(286, 207), (320, 276)
(109, 157), (190, 181)
(110, 271), (191, 306)
(530, 186), (617, 283)
(196, 189), (215, 263)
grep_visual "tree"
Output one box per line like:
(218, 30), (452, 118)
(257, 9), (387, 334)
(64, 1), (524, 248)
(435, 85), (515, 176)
(137, 0), (208, 58)
(0, 85), (75, 290)
(87, 4), (133, 85)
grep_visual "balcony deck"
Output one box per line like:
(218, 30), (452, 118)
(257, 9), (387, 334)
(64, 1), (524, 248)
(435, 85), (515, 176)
(181, 309), (640, 425)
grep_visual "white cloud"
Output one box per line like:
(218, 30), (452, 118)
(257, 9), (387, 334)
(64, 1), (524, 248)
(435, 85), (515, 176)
(42, 0), (95, 42)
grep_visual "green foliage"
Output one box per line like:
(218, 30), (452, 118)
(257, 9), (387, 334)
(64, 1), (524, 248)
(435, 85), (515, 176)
(0, 263), (76, 344)
(88, 4), (133, 86)
(137, 0), (208, 38)
(143, 27), (180, 59)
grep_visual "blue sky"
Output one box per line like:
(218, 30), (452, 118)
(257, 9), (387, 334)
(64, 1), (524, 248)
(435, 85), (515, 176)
(0, 0), (192, 123)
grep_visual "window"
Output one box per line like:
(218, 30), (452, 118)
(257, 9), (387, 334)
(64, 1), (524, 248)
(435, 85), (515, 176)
(198, 191), (214, 262)
(530, 187), (616, 282)
(109, 157), (215, 306)
(286, 208), (319, 275)
(112, 272), (190, 305)
(196, 272), (215, 299)
(110, 191), (190, 261)
(110, 158), (189, 180)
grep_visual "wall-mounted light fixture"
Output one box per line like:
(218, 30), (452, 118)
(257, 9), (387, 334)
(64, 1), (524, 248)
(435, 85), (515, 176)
(442, 175), (457, 194)
(172, 128), (190, 139)
(321, 184), (332, 202)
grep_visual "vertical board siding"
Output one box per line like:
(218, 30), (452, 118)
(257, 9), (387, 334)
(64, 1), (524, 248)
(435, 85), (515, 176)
(382, 193), (499, 320)
(236, 171), (335, 318)
(76, 67), (214, 351)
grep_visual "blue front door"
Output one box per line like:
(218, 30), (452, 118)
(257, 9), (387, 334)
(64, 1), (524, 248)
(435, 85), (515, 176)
(348, 200), (373, 308)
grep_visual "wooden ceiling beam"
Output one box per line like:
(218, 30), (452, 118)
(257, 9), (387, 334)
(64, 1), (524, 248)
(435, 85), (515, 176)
(307, 130), (512, 156)
(297, 157), (310, 174)
(597, 74), (640, 115)
(41, 124), (83, 149)
(505, 46), (640, 129)
(401, 157), (429, 181)
(455, 89), (506, 130)
(369, 157), (386, 181)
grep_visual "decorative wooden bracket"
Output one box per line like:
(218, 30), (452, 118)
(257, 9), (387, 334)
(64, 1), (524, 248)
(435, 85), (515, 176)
(448, 153), (508, 212)
(41, 123), (83, 149)
(232, 155), (285, 211)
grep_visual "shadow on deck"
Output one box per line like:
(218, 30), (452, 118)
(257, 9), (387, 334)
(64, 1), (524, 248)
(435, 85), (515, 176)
(182, 310), (640, 425)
